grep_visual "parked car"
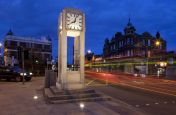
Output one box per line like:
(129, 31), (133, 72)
(0, 66), (32, 82)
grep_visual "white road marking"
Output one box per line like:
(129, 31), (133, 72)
(172, 101), (175, 103)
(133, 81), (144, 84)
(86, 79), (96, 86)
(146, 104), (150, 106)
(155, 102), (159, 105)
(117, 82), (176, 97)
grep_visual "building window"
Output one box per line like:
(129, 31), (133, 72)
(121, 41), (123, 47)
(20, 42), (27, 47)
(44, 45), (50, 49)
(131, 39), (133, 45)
(160, 43), (162, 49)
(10, 41), (17, 46)
(142, 50), (145, 56)
(131, 50), (133, 56)
(142, 39), (145, 46)
(34, 44), (42, 49)
(127, 50), (130, 56)
(148, 39), (151, 46)
(9, 51), (17, 58)
(127, 38), (130, 45)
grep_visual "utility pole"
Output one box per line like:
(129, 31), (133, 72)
(21, 47), (25, 85)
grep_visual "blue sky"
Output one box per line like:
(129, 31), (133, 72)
(0, 0), (176, 59)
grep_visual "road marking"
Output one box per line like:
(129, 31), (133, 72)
(86, 75), (176, 97)
(164, 101), (168, 104)
(133, 81), (144, 84)
(87, 84), (106, 87)
(155, 102), (159, 105)
(86, 79), (96, 86)
(117, 82), (176, 97)
(145, 104), (150, 106)
(172, 101), (175, 103)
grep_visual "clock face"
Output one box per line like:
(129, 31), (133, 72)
(66, 13), (83, 31)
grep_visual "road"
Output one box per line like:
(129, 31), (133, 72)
(86, 71), (176, 115)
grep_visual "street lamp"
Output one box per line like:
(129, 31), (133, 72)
(87, 49), (92, 54)
(155, 40), (161, 47)
(0, 42), (2, 56)
(157, 62), (167, 77)
(0, 42), (2, 47)
(35, 60), (39, 63)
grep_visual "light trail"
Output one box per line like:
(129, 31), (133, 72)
(85, 61), (176, 67)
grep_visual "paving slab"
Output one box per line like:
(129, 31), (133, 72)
(0, 77), (146, 115)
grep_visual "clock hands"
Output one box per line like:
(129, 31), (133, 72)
(69, 14), (79, 25)
(67, 13), (82, 30)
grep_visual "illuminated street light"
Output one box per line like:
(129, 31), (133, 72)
(0, 42), (2, 56)
(0, 43), (2, 47)
(79, 103), (85, 110)
(33, 95), (38, 100)
(155, 40), (161, 46)
(87, 49), (92, 54)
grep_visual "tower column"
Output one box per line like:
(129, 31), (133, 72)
(80, 31), (85, 85)
(74, 36), (79, 66)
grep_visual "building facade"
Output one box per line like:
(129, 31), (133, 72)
(86, 19), (171, 77)
(103, 19), (166, 58)
(4, 30), (52, 74)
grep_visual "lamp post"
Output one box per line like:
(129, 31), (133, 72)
(0, 42), (2, 66)
(157, 62), (167, 78)
(155, 40), (161, 77)
(0, 42), (2, 56)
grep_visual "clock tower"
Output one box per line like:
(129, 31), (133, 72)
(57, 8), (85, 90)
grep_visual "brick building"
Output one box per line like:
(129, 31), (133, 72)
(86, 19), (171, 76)
(4, 30), (52, 74)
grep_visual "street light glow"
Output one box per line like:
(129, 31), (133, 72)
(33, 95), (38, 100)
(87, 50), (92, 54)
(79, 103), (85, 109)
(0, 43), (2, 47)
(160, 62), (167, 67)
(155, 41), (160, 46)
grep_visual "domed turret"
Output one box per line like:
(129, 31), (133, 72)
(156, 31), (160, 39)
(6, 29), (14, 36)
(124, 18), (136, 35)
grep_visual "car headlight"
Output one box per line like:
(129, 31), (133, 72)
(20, 73), (27, 76)
(30, 72), (33, 75)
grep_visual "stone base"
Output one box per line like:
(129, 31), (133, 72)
(56, 82), (84, 90)
(43, 86), (111, 104)
(56, 82), (62, 89)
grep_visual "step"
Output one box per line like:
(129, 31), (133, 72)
(44, 88), (112, 104)
(44, 88), (54, 97)
(50, 86), (96, 95)
(48, 93), (103, 101)
(49, 96), (111, 104)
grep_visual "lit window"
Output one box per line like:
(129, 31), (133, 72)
(127, 50), (130, 56)
(127, 38), (130, 44)
(148, 39), (151, 46)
